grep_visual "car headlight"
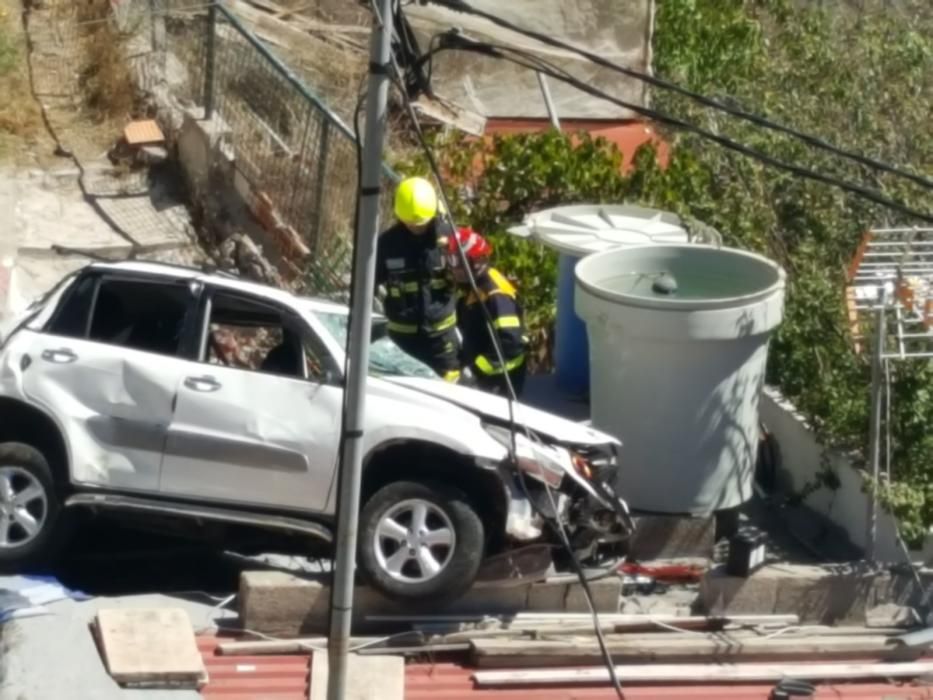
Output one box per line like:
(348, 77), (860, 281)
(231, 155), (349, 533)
(483, 424), (567, 488)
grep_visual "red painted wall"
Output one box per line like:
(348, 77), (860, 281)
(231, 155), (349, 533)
(483, 118), (670, 171)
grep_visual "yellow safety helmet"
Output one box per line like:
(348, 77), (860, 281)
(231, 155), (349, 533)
(394, 176), (438, 226)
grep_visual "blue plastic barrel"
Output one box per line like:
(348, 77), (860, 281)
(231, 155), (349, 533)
(554, 253), (589, 396)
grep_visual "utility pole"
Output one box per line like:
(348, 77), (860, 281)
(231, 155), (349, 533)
(327, 1), (393, 698)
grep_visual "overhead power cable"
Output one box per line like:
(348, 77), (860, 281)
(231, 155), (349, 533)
(419, 32), (933, 224)
(421, 0), (933, 192)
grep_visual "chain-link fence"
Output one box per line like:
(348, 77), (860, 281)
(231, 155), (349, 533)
(154, 1), (396, 298)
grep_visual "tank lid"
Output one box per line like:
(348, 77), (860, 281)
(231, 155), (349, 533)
(508, 204), (690, 257)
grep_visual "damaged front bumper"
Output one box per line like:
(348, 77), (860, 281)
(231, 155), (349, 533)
(482, 426), (635, 547)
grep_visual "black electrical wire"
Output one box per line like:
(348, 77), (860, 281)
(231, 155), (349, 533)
(386, 7), (628, 697)
(419, 32), (933, 224)
(422, 0), (933, 192)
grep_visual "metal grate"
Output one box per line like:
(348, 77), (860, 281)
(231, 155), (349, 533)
(156, 1), (397, 299)
(848, 227), (933, 360)
(846, 226), (933, 560)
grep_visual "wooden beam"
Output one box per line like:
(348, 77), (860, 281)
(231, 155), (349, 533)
(357, 643), (470, 656)
(473, 661), (933, 687)
(470, 634), (909, 669)
(368, 613), (800, 627)
(219, 638), (328, 655)
(219, 632), (424, 656)
(443, 624), (905, 643)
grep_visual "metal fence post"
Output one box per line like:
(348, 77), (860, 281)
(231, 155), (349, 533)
(311, 120), (331, 253)
(204, 2), (217, 119)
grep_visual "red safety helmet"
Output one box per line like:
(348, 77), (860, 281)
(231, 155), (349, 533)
(447, 227), (492, 267)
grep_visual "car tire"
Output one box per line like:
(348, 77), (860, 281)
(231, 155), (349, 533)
(0, 442), (69, 572)
(358, 480), (484, 603)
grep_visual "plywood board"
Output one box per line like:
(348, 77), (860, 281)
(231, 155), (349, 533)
(309, 651), (404, 700)
(95, 608), (207, 688)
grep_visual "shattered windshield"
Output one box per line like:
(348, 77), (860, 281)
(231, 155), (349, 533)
(313, 310), (438, 379)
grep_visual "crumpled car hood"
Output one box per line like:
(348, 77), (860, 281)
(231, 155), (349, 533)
(384, 376), (619, 447)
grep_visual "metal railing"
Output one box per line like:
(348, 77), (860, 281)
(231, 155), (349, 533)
(159, 1), (397, 298)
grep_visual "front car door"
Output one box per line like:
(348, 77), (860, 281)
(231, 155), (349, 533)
(160, 285), (343, 513)
(20, 271), (199, 492)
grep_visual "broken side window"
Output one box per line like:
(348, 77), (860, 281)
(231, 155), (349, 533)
(87, 278), (191, 357)
(205, 291), (335, 383)
(205, 292), (304, 379)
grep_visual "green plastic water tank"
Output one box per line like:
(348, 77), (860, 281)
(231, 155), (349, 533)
(575, 245), (786, 514)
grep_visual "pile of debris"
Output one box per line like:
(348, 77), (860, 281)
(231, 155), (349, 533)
(88, 601), (933, 698)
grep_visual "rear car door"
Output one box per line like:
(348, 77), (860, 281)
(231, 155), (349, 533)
(160, 287), (342, 513)
(21, 272), (198, 492)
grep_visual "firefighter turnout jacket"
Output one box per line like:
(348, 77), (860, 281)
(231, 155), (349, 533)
(458, 267), (528, 387)
(375, 219), (460, 376)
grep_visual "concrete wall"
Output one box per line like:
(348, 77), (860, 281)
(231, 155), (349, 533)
(760, 386), (910, 562)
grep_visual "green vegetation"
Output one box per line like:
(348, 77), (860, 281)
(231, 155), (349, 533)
(0, 1), (44, 160)
(406, 1), (933, 539)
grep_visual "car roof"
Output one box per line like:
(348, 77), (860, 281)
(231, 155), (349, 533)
(87, 261), (345, 311)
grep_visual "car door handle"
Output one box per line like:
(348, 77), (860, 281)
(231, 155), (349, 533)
(184, 375), (221, 392)
(41, 348), (77, 364)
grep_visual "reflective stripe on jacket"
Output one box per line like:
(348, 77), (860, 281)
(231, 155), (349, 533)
(375, 219), (457, 336)
(458, 267), (528, 377)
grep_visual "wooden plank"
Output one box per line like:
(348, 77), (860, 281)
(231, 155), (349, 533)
(368, 613), (801, 627)
(219, 632), (424, 655)
(219, 638), (327, 655)
(309, 651), (404, 700)
(470, 634), (907, 669)
(473, 660), (933, 687)
(357, 643), (470, 656)
(95, 608), (207, 688)
(219, 639), (466, 657)
(443, 624), (903, 643)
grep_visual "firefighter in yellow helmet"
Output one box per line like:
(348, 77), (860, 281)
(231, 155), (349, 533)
(375, 176), (461, 381)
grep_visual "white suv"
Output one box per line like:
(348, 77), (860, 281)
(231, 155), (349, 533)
(0, 262), (631, 600)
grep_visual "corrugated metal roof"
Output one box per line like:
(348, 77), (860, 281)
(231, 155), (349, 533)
(198, 636), (933, 700)
(199, 636), (308, 700)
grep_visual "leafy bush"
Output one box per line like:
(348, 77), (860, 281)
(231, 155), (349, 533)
(647, 0), (932, 542)
(400, 130), (632, 371)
